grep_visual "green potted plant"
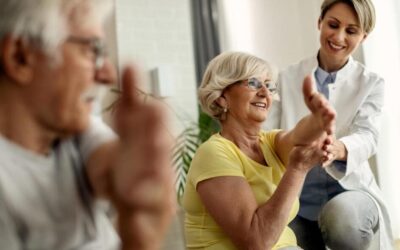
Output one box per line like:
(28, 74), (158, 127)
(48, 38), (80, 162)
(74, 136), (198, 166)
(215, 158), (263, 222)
(173, 110), (219, 203)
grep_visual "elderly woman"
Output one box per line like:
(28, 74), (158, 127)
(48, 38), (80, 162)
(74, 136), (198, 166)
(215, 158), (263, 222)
(183, 51), (336, 250)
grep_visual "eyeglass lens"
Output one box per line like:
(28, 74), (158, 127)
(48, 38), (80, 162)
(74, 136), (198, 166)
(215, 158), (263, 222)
(67, 36), (106, 69)
(248, 78), (276, 93)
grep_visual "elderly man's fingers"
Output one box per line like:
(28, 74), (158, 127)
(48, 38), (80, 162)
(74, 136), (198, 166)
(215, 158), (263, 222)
(118, 207), (175, 250)
(115, 98), (164, 142)
(120, 65), (140, 106)
(113, 65), (144, 138)
(128, 179), (170, 209)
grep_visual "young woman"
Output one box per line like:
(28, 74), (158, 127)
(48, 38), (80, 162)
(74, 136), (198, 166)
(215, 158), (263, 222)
(264, 0), (393, 249)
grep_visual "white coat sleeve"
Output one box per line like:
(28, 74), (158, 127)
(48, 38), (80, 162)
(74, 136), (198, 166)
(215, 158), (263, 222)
(328, 77), (384, 177)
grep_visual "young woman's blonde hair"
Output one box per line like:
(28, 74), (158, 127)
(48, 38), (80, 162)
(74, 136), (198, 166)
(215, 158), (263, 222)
(320, 0), (376, 34)
(198, 51), (275, 120)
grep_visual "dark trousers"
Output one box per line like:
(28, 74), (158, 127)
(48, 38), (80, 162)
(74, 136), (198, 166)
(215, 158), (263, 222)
(289, 215), (326, 250)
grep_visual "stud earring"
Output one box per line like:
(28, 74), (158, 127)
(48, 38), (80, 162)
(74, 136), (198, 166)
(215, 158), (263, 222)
(223, 107), (227, 113)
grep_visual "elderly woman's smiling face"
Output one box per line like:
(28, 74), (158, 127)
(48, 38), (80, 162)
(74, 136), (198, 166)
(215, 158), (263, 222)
(219, 72), (275, 125)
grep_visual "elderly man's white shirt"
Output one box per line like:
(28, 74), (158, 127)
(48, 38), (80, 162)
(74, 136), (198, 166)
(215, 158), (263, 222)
(0, 116), (119, 250)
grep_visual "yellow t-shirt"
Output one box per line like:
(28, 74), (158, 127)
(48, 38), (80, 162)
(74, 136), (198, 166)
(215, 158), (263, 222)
(183, 130), (299, 250)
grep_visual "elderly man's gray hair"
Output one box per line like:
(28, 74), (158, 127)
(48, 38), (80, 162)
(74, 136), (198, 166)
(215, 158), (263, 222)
(0, 0), (112, 57)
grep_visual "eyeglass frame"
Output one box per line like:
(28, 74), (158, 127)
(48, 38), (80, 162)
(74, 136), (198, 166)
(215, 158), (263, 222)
(234, 77), (277, 94)
(66, 36), (107, 70)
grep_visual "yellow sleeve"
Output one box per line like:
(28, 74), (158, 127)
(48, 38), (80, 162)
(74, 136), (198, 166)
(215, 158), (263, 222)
(189, 137), (245, 188)
(261, 129), (286, 169)
(262, 129), (281, 150)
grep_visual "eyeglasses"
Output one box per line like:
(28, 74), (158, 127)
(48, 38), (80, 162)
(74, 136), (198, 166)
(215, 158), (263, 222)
(238, 78), (277, 93)
(66, 36), (107, 70)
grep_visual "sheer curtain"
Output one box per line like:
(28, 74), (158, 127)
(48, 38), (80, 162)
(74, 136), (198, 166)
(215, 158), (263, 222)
(363, 0), (400, 241)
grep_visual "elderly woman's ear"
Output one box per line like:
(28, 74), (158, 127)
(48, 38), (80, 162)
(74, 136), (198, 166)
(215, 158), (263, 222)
(216, 96), (228, 109)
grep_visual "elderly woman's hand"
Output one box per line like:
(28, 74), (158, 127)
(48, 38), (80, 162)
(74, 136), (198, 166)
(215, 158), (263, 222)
(288, 135), (332, 173)
(283, 76), (336, 153)
(303, 75), (336, 136)
(274, 77), (336, 166)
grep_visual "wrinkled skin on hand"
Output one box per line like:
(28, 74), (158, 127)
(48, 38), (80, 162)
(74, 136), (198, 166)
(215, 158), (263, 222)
(288, 136), (332, 173)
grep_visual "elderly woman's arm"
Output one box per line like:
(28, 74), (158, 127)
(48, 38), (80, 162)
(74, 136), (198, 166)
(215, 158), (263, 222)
(274, 75), (336, 165)
(197, 143), (323, 250)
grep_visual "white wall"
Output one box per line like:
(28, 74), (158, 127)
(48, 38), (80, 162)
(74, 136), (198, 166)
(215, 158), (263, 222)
(100, 4), (119, 124)
(113, 0), (198, 135)
(219, 0), (322, 69)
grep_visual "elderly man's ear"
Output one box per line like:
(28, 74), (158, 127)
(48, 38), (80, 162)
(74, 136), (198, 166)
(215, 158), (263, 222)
(1, 35), (37, 85)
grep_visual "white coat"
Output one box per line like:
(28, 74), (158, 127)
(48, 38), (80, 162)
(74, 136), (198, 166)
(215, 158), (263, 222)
(264, 55), (394, 250)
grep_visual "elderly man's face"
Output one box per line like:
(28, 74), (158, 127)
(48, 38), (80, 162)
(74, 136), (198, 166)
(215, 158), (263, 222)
(30, 17), (115, 136)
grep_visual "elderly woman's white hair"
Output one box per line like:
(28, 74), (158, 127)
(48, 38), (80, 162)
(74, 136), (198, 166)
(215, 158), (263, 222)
(0, 0), (112, 58)
(198, 51), (276, 120)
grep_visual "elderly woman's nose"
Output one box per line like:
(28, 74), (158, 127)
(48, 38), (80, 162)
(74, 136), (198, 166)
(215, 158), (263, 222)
(257, 85), (269, 96)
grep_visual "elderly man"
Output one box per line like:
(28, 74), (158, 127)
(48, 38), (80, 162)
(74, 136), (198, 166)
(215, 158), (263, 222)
(0, 0), (174, 249)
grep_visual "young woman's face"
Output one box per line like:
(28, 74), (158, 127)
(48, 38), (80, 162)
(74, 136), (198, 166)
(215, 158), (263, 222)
(318, 2), (367, 71)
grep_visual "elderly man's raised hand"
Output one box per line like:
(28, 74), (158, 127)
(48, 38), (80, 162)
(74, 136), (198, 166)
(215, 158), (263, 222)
(111, 66), (175, 250)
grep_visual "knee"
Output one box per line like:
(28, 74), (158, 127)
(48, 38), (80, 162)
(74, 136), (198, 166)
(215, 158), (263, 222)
(319, 198), (375, 250)
(320, 220), (374, 250)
